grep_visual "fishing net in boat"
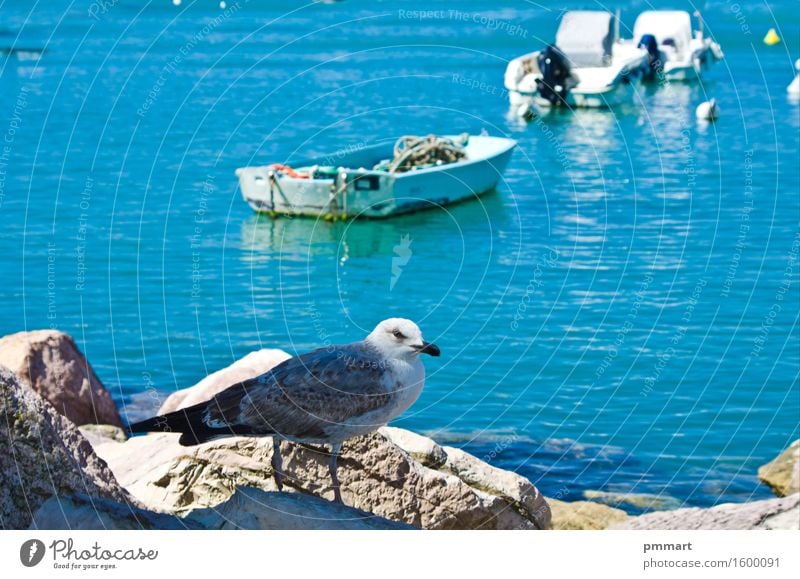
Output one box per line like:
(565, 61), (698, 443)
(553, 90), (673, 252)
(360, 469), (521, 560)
(381, 134), (468, 173)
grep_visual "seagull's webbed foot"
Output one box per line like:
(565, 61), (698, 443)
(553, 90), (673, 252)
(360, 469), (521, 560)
(271, 437), (284, 491)
(329, 442), (342, 504)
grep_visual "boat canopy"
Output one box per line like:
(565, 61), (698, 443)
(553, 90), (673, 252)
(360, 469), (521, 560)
(633, 11), (693, 55)
(555, 11), (614, 68)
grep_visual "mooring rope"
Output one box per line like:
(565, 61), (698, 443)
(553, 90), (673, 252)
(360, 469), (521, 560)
(387, 134), (468, 173)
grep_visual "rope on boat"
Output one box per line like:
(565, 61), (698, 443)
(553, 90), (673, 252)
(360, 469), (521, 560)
(387, 134), (468, 173)
(269, 163), (310, 179)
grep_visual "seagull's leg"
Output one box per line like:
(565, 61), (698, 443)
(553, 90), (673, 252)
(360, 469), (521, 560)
(328, 442), (342, 504)
(271, 437), (284, 492)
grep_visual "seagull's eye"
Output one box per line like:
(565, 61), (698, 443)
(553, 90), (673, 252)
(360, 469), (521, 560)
(392, 329), (406, 340)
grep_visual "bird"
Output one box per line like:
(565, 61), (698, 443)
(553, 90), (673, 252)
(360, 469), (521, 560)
(695, 98), (719, 121)
(127, 318), (440, 503)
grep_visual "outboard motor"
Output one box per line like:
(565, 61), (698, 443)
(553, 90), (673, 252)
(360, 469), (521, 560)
(638, 34), (660, 80)
(535, 45), (572, 106)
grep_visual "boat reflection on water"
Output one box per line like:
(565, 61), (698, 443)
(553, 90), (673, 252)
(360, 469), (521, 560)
(237, 191), (512, 342)
(239, 188), (510, 266)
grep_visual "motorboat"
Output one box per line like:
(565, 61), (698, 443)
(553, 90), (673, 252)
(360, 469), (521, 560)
(625, 10), (724, 81)
(504, 10), (648, 109)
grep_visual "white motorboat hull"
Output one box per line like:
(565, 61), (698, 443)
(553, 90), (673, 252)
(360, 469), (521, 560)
(504, 10), (648, 110)
(236, 135), (516, 219)
(508, 72), (641, 109)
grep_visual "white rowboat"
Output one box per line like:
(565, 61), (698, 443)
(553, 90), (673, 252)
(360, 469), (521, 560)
(236, 134), (516, 219)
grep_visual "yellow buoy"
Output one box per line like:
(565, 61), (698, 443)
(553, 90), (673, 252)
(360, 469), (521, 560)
(764, 28), (781, 45)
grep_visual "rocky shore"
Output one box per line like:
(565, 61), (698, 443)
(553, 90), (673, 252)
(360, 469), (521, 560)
(1, 329), (798, 530)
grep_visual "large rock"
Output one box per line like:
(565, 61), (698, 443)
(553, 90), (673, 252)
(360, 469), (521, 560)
(187, 487), (410, 530)
(612, 493), (800, 530)
(0, 366), (132, 529)
(549, 499), (629, 530)
(758, 440), (800, 497)
(30, 487), (404, 530)
(31, 494), (192, 530)
(89, 426), (551, 530)
(158, 348), (291, 414)
(0, 330), (122, 427)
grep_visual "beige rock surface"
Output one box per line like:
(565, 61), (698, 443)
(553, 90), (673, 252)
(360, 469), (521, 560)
(758, 440), (800, 497)
(548, 499), (629, 530)
(91, 427), (551, 529)
(612, 493), (800, 530)
(0, 330), (122, 427)
(187, 487), (411, 530)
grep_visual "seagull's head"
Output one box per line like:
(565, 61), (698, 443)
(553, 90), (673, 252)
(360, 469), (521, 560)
(366, 318), (441, 360)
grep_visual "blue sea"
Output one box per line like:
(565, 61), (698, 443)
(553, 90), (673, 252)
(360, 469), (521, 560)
(1, 0), (798, 511)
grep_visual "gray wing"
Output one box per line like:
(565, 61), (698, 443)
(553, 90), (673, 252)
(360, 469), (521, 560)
(201, 343), (391, 439)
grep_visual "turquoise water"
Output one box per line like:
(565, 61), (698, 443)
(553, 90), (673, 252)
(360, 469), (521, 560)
(1, 0), (798, 510)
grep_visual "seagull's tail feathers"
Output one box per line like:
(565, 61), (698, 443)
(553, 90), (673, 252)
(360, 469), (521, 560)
(127, 403), (254, 446)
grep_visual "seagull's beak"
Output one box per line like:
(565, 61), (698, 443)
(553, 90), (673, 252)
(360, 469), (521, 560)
(414, 341), (441, 357)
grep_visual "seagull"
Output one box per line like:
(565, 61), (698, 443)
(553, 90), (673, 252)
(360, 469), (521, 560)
(127, 318), (440, 503)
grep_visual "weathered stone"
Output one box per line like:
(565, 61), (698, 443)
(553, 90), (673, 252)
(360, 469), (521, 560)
(549, 498), (629, 530)
(0, 366), (133, 529)
(79, 424), (128, 447)
(91, 427), (551, 530)
(158, 349), (291, 414)
(381, 426), (448, 468)
(612, 493), (800, 530)
(583, 489), (683, 511)
(187, 487), (411, 530)
(0, 330), (122, 427)
(30, 494), (192, 530)
(441, 445), (550, 527)
(758, 440), (800, 497)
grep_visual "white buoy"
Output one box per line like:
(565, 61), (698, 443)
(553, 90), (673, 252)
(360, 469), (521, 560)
(219, 1), (227, 8)
(172, 0), (181, 6)
(788, 59), (800, 97)
(696, 98), (719, 121)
